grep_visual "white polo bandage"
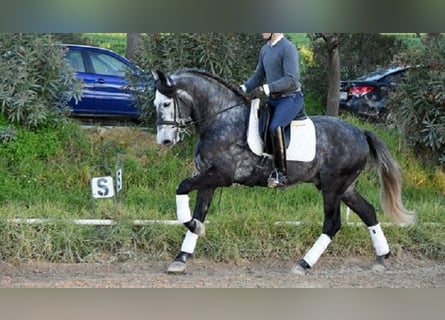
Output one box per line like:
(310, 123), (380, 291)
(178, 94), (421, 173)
(303, 234), (332, 267)
(368, 223), (389, 256)
(176, 194), (192, 223)
(181, 231), (198, 254)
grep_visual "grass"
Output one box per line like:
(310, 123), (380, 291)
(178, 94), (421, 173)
(0, 33), (443, 264)
(0, 118), (443, 263)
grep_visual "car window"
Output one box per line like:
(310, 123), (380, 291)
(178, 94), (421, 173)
(355, 67), (406, 82)
(65, 50), (86, 72)
(382, 72), (404, 84)
(89, 51), (132, 77)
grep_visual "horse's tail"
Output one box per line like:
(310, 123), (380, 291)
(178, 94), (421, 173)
(365, 131), (415, 225)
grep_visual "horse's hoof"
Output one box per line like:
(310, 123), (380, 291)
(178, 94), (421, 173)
(371, 253), (389, 272)
(371, 262), (387, 272)
(193, 219), (206, 236)
(290, 264), (307, 275)
(167, 261), (187, 274)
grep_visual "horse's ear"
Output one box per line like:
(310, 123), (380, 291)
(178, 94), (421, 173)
(151, 70), (160, 82)
(152, 70), (174, 86)
(152, 70), (177, 96)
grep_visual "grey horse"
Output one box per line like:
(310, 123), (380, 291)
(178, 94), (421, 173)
(152, 68), (414, 275)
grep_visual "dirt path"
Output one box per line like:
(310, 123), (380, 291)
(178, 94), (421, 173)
(1, 254), (444, 288)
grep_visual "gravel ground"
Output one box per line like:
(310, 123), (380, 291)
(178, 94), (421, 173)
(1, 254), (444, 288)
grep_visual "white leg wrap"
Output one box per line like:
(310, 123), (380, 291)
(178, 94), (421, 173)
(368, 223), (389, 256)
(176, 194), (192, 223)
(303, 234), (332, 267)
(180, 231), (198, 254)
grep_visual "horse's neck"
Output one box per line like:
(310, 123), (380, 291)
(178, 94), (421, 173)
(180, 73), (248, 136)
(192, 98), (247, 138)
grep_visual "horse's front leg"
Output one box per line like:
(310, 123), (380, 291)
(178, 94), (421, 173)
(167, 182), (217, 273)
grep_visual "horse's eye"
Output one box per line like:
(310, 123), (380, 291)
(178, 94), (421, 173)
(163, 101), (171, 107)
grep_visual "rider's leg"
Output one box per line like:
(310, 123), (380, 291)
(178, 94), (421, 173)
(267, 95), (302, 188)
(268, 126), (287, 188)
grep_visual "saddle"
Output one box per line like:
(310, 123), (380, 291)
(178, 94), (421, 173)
(247, 99), (316, 162)
(258, 100), (308, 154)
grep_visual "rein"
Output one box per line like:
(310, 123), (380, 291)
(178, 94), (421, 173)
(157, 94), (249, 130)
(188, 100), (248, 128)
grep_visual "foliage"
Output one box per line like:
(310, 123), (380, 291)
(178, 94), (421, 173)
(51, 33), (97, 46)
(0, 33), (83, 128)
(387, 35), (445, 167)
(137, 33), (262, 83)
(302, 33), (408, 108)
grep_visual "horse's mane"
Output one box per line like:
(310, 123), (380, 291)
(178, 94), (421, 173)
(175, 68), (249, 101)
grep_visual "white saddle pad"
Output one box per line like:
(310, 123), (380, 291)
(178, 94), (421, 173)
(247, 100), (316, 162)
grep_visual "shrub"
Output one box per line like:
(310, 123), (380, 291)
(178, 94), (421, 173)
(0, 33), (83, 128)
(387, 35), (445, 167)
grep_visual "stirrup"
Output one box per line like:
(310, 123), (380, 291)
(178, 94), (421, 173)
(267, 169), (287, 188)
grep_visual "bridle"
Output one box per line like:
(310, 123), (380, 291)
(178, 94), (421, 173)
(156, 95), (192, 129)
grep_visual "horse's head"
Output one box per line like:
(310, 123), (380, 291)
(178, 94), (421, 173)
(152, 70), (193, 146)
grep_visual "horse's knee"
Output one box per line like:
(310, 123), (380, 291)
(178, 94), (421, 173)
(176, 180), (192, 195)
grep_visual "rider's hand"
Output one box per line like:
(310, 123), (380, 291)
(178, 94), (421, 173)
(250, 86), (265, 99)
(250, 84), (270, 99)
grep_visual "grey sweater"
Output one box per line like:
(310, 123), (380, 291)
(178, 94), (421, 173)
(244, 37), (301, 95)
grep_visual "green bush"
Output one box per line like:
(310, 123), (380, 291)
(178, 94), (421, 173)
(387, 35), (445, 167)
(136, 33), (262, 83)
(0, 33), (83, 128)
(51, 33), (97, 46)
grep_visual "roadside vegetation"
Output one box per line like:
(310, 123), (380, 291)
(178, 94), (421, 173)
(0, 33), (443, 264)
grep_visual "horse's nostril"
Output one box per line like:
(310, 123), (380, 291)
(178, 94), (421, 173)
(163, 140), (172, 146)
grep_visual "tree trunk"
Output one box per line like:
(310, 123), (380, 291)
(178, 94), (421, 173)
(325, 35), (340, 116)
(308, 33), (341, 116)
(126, 33), (141, 61)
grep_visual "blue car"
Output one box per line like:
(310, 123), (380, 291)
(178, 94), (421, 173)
(62, 44), (152, 120)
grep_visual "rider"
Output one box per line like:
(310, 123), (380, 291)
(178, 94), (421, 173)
(241, 33), (305, 188)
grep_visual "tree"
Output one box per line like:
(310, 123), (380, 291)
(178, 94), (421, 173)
(309, 33), (340, 116)
(302, 33), (407, 115)
(126, 33), (141, 61)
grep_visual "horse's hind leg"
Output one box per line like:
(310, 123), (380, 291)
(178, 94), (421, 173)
(342, 187), (390, 270)
(292, 190), (342, 275)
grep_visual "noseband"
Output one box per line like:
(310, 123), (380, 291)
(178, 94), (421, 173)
(156, 95), (192, 129)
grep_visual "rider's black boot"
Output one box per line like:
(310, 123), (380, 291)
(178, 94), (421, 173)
(268, 126), (287, 188)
